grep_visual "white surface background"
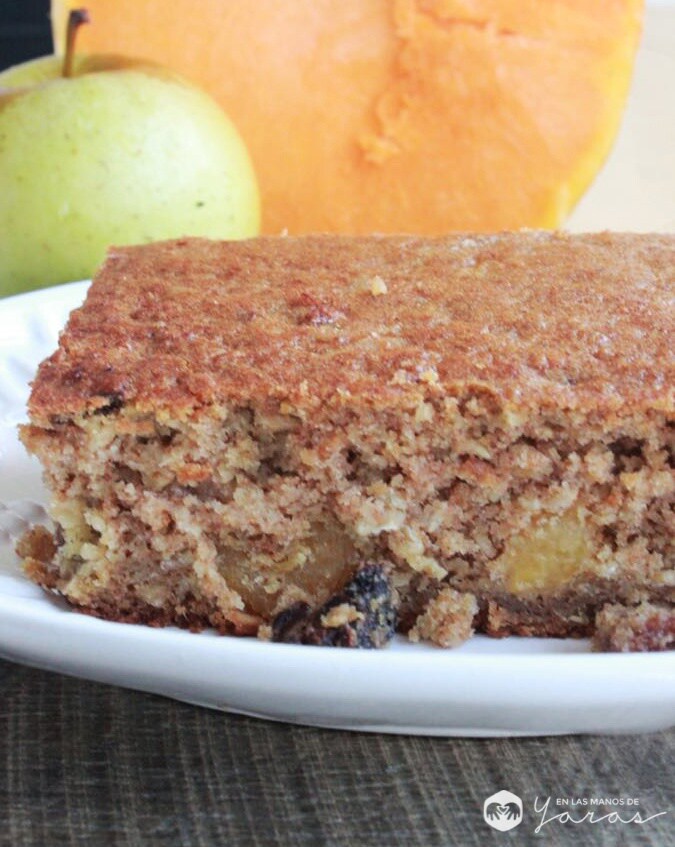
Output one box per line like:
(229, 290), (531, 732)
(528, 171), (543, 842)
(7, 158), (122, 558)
(568, 2), (675, 231)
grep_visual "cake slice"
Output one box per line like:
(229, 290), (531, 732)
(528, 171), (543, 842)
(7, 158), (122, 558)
(18, 232), (674, 649)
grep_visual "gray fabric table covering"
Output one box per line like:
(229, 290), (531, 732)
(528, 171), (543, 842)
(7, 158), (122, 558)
(0, 659), (672, 847)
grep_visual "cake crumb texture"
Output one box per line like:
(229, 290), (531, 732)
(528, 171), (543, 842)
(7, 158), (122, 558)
(593, 602), (675, 652)
(18, 232), (674, 650)
(409, 587), (478, 647)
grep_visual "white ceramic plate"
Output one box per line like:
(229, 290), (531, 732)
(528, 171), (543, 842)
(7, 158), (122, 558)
(1, 7), (674, 735)
(1, 282), (674, 738)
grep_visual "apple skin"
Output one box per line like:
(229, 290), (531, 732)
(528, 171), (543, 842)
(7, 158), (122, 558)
(0, 55), (260, 296)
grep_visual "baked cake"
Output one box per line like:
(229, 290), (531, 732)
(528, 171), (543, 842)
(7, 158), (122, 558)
(18, 232), (674, 651)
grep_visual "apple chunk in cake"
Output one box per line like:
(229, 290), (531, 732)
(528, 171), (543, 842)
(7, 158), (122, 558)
(18, 232), (674, 650)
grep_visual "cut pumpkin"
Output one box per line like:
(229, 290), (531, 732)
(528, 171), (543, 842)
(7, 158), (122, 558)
(51, 0), (643, 235)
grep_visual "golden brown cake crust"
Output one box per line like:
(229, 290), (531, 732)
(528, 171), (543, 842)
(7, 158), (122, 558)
(28, 231), (674, 424)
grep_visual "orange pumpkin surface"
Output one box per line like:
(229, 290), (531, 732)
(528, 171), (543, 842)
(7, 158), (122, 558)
(52, 0), (643, 235)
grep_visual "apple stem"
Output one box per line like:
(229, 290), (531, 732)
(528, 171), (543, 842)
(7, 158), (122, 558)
(62, 8), (91, 78)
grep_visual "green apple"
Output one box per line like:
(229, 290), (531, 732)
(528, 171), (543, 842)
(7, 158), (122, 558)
(0, 10), (260, 296)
